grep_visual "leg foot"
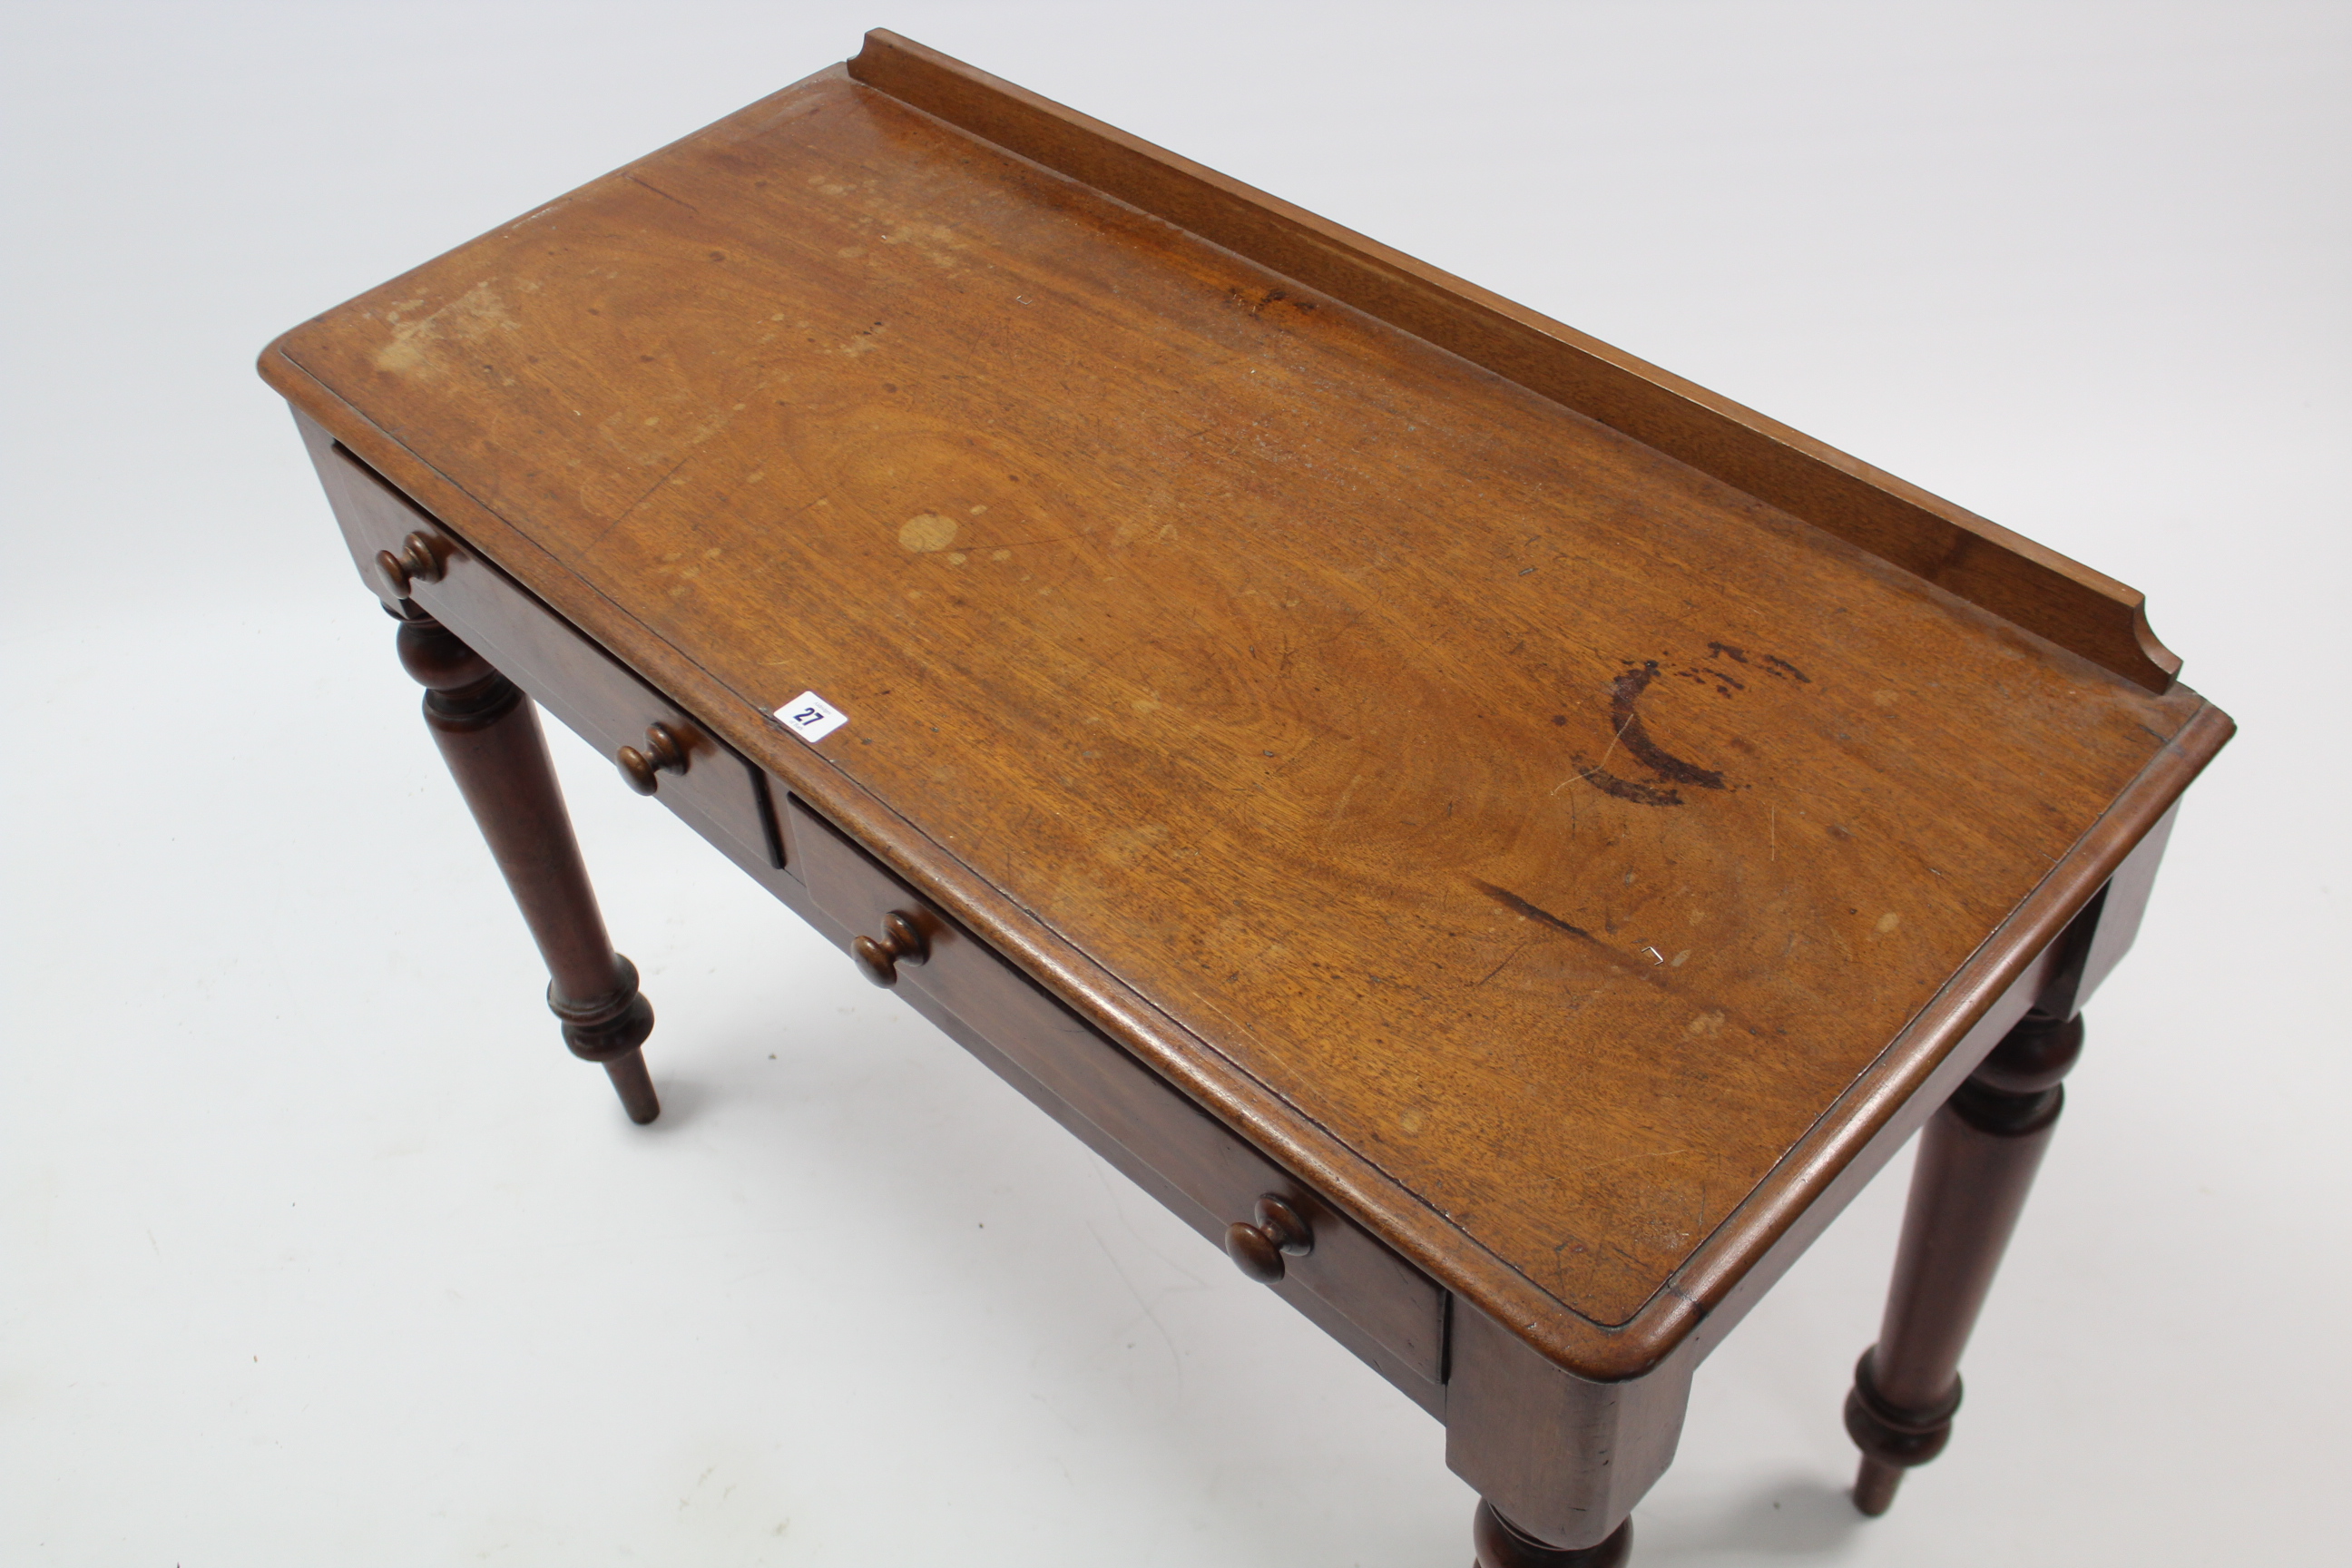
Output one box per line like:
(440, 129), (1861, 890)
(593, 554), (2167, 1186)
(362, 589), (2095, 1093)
(1473, 1502), (1632, 1567)
(601, 1049), (660, 1125)
(1851, 1455), (1903, 1518)
(1844, 1347), (1959, 1516)
(548, 956), (660, 1123)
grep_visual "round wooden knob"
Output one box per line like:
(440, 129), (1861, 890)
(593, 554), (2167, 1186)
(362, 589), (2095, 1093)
(615, 722), (688, 794)
(1223, 1194), (1312, 1283)
(373, 530), (446, 601)
(851, 910), (929, 987)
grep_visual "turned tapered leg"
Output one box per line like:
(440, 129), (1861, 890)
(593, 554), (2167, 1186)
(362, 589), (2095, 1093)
(1472, 1504), (1632, 1567)
(394, 605), (659, 1122)
(1846, 1007), (2082, 1514)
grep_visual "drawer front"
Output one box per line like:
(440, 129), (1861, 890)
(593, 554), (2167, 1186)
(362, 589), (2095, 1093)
(314, 439), (779, 877)
(789, 796), (1446, 1393)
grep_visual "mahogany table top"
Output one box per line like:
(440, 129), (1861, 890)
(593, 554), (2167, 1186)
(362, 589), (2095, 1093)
(261, 32), (2229, 1371)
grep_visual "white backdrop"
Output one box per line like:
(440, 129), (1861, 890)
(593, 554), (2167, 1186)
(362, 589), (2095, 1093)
(4, 3), (2345, 1563)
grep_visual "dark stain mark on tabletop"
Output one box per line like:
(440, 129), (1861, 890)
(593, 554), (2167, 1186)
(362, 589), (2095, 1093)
(1570, 659), (1728, 807)
(1609, 662), (1727, 791)
(1573, 757), (1688, 807)
(1569, 644), (1814, 807)
(1709, 641), (1812, 684)
(1472, 880), (1596, 941)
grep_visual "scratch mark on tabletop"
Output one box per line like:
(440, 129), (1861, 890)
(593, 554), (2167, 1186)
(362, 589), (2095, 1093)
(624, 173), (701, 212)
(1472, 877), (1774, 1033)
(1555, 1145), (1696, 1184)
(1266, 732), (1321, 778)
(588, 451), (699, 548)
(1322, 772), (1365, 838)
(1593, 701), (1637, 773)
(1474, 941), (1530, 988)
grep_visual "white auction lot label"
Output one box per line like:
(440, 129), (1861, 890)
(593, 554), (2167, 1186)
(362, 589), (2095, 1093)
(774, 691), (848, 743)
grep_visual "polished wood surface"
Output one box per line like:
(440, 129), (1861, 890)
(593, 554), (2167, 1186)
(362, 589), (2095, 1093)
(846, 32), (2179, 694)
(259, 34), (2230, 1367)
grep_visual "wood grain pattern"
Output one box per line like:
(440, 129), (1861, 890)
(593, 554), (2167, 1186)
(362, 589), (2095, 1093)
(259, 37), (2231, 1369)
(847, 30), (2180, 694)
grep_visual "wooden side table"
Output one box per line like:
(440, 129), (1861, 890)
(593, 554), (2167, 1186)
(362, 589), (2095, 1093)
(260, 32), (2231, 1564)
